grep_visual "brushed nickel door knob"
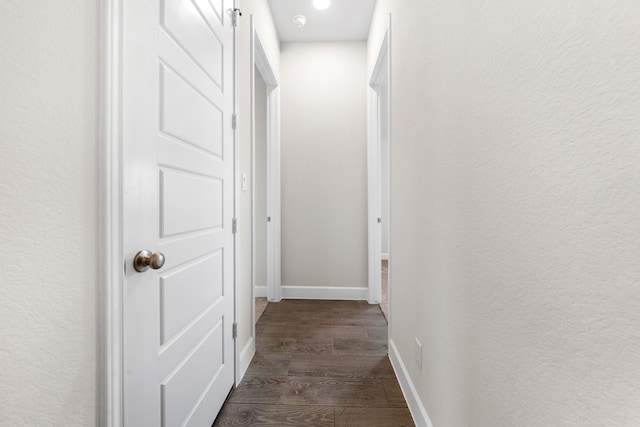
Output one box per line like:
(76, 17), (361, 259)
(133, 250), (165, 272)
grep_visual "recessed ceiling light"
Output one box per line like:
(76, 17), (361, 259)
(312, 0), (330, 10)
(292, 15), (306, 28)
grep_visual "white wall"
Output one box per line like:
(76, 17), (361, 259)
(281, 42), (368, 289)
(236, 0), (280, 358)
(0, 1), (99, 424)
(369, 1), (640, 426)
(254, 68), (268, 288)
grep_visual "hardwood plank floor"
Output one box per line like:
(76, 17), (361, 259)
(213, 299), (414, 426)
(256, 298), (268, 323)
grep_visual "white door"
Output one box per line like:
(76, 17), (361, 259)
(121, 0), (235, 425)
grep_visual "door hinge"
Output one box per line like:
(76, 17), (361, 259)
(231, 8), (242, 27)
(232, 218), (238, 234)
(232, 113), (237, 130)
(267, 216), (271, 222)
(377, 217), (382, 223)
(232, 322), (238, 339)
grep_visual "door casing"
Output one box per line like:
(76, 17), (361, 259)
(367, 16), (392, 309)
(100, 1), (125, 424)
(251, 19), (281, 307)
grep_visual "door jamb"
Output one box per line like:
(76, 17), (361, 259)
(232, 0), (241, 385)
(367, 17), (391, 310)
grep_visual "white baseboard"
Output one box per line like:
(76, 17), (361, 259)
(382, 253), (389, 261)
(237, 337), (255, 385)
(254, 285), (267, 298)
(281, 285), (368, 300)
(388, 339), (435, 427)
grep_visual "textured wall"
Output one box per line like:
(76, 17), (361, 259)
(236, 0), (280, 353)
(369, 0), (640, 425)
(281, 42), (368, 287)
(0, 1), (99, 425)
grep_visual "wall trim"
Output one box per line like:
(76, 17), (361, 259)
(100, 0), (124, 425)
(281, 286), (369, 300)
(367, 16), (392, 306)
(251, 17), (282, 311)
(388, 339), (435, 427)
(254, 286), (267, 298)
(238, 337), (255, 384)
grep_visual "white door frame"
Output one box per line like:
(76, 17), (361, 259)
(99, 1), (124, 424)
(232, 0), (242, 386)
(367, 17), (391, 307)
(251, 19), (282, 309)
(98, 1), (238, 424)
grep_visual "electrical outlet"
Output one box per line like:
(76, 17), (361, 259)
(414, 337), (423, 369)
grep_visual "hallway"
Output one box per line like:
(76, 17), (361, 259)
(214, 300), (414, 426)
(3, 0), (639, 425)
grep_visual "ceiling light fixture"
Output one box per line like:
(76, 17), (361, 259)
(312, 0), (330, 10)
(292, 14), (307, 28)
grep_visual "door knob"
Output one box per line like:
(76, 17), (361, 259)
(133, 250), (165, 272)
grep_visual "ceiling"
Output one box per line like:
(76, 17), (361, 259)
(267, 0), (377, 43)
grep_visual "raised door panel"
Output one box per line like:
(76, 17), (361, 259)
(160, 251), (224, 343)
(160, 66), (223, 157)
(159, 168), (223, 237)
(161, 323), (224, 426)
(161, 0), (223, 88)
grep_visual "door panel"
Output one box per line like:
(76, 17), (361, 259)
(159, 169), (223, 237)
(159, 34), (222, 110)
(161, 0), (224, 87)
(160, 323), (224, 427)
(160, 251), (223, 343)
(158, 301), (226, 379)
(207, 0), (225, 24)
(122, 0), (234, 425)
(160, 66), (224, 155)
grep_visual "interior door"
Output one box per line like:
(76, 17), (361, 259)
(122, 0), (235, 425)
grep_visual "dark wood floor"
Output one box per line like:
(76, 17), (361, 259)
(213, 299), (414, 426)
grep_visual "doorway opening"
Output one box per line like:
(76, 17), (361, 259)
(379, 75), (390, 320)
(250, 21), (281, 333)
(368, 21), (391, 320)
